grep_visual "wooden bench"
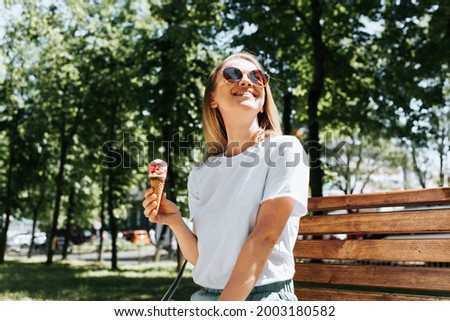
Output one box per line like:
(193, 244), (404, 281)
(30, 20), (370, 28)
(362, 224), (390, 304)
(294, 187), (450, 300)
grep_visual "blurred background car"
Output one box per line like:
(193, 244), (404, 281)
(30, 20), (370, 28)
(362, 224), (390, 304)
(8, 232), (47, 252)
(128, 230), (151, 245)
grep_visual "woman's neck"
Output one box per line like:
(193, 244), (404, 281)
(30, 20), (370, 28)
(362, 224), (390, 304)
(224, 119), (260, 157)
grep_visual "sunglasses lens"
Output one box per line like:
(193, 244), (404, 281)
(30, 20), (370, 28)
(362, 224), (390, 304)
(223, 67), (242, 83)
(249, 70), (269, 87)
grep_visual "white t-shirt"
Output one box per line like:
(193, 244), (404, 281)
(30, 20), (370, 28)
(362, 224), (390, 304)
(188, 135), (309, 289)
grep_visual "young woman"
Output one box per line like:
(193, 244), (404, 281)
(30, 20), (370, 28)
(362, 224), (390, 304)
(142, 52), (309, 301)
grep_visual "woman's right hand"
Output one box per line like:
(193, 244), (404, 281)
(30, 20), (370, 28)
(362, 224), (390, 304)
(142, 188), (181, 226)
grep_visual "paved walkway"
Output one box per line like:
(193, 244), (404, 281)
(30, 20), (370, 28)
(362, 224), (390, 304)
(6, 245), (173, 265)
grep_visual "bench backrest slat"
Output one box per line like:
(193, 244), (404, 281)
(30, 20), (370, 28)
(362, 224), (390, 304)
(294, 288), (450, 301)
(295, 263), (450, 292)
(308, 187), (450, 211)
(299, 209), (450, 235)
(295, 239), (450, 262)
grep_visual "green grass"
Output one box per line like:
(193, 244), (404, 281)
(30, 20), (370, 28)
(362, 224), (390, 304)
(0, 257), (199, 301)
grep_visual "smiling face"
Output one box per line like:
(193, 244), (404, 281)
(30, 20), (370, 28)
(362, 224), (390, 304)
(211, 58), (266, 117)
(202, 53), (281, 155)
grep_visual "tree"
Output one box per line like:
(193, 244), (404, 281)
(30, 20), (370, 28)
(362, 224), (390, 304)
(26, 4), (86, 265)
(70, 0), (148, 269)
(368, 1), (450, 187)
(0, 2), (48, 263)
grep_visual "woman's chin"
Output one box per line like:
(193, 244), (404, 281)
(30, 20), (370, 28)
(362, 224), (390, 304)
(235, 101), (261, 111)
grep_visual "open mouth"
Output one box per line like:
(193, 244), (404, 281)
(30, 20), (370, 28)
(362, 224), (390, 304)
(232, 89), (257, 97)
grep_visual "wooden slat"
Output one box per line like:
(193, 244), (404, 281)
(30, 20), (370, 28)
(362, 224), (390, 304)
(299, 209), (450, 235)
(294, 263), (450, 292)
(308, 187), (450, 211)
(295, 288), (450, 301)
(294, 239), (450, 262)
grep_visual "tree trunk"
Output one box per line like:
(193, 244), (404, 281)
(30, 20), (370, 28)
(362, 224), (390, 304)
(155, 224), (168, 262)
(62, 186), (75, 260)
(0, 210), (11, 265)
(46, 115), (68, 265)
(27, 193), (44, 258)
(107, 103), (118, 270)
(410, 146), (426, 188)
(307, 0), (326, 198)
(0, 116), (17, 264)
(437, 136), (446, 187)
(282, 91), (293, 135)
(97, 173), (106, 262)
(107, 169), (118, 270)
(401, 153), (409, 190)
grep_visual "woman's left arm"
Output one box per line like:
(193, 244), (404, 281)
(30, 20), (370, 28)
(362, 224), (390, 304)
(218, 196), (296, 301)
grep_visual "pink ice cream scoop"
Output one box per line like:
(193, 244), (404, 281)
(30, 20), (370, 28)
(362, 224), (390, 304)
(148, 159), (168, 178)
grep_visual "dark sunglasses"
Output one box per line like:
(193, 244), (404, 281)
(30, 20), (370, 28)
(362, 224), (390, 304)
(222, 67), (270, 87)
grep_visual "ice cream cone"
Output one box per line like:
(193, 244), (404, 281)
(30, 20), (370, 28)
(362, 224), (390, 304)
(150, 176), (166, 213)
(148, 159), (168, 214)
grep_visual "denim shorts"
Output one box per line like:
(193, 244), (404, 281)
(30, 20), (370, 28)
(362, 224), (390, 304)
(190, 279), (297, 301)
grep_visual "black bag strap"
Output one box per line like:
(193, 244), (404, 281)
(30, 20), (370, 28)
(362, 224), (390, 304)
(161, 260), (188, 301)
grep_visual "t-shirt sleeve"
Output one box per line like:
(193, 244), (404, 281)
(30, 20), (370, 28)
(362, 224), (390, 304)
(261, 136), (310, 216)
(188, 168), (200, 222)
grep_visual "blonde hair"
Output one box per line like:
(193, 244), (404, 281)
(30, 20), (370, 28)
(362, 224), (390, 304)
(202, 52), (282, 156)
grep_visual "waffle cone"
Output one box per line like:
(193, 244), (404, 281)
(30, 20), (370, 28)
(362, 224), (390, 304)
(150, 177), (166, 212)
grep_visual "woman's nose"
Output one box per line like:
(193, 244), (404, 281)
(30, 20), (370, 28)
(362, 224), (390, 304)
(239, 74), (253, 86)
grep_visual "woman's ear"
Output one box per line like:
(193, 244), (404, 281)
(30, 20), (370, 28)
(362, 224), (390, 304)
(211, 96), (219, 109)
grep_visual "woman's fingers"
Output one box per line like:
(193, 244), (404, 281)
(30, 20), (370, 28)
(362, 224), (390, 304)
(144, 204), (158, 221)
(144, 188), (154, 198)
(143, 201), (157, 214)
(146, 207), (160, 223)
(143, 194), (158, 223)
(148, 208), (159, 222)
(143, 199), (156, 211)
(142, 193), (157, 208)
